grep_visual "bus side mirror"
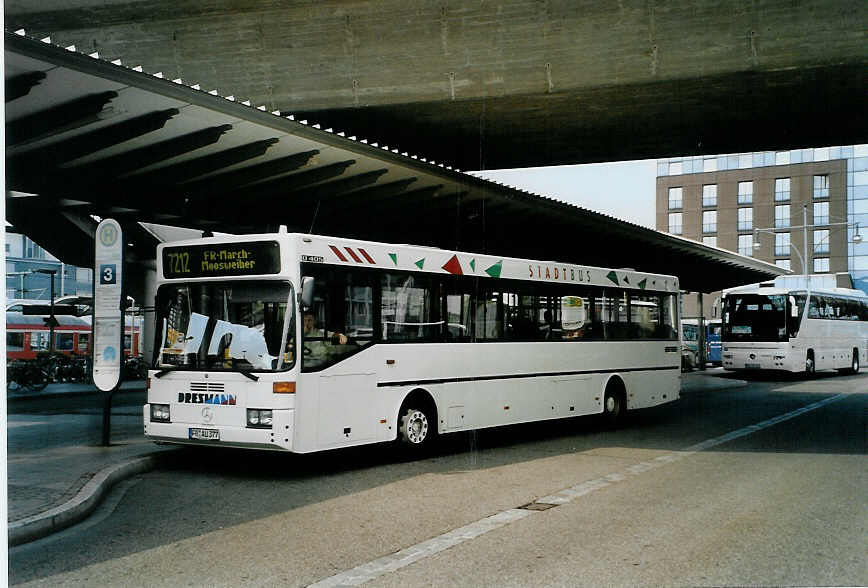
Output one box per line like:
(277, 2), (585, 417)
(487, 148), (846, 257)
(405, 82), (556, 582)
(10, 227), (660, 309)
(789, 296), (798, 317)
(300, 276), (315, 310)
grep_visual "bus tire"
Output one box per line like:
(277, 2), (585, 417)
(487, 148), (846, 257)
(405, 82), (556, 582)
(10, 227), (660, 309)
(805, 351), (816, 377)
(602, 378), (626, 427)
(846, 349), (860, 375)
(397, 392), (437, 449)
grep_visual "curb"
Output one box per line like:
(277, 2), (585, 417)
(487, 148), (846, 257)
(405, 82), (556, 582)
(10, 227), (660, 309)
(8, 452), (166, 546)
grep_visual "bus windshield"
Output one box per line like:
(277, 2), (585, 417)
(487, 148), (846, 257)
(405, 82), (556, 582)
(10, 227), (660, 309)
(155, 281), (294, 372)
(723, 294), (789, 342)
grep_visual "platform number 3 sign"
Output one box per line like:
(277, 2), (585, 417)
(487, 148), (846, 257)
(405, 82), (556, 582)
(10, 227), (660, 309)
(100, 264), (117, 285)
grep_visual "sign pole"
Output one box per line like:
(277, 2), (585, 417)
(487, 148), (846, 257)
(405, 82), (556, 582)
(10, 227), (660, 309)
(92, 219), (124, 446)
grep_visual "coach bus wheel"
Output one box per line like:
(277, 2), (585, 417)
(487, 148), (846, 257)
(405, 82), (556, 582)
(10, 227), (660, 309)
(805, 351), (816, 377)
(849, 350), (859, 375)
(602, 380), (626, 427)
(398, 404), (435, 448)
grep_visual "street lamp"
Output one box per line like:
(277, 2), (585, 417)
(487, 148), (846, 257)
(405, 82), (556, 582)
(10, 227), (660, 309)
(34, 268), (58, 353)
(752, 205), (863, 275)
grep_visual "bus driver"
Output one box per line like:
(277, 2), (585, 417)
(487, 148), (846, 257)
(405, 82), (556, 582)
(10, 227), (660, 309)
(302, 311), (348, 363)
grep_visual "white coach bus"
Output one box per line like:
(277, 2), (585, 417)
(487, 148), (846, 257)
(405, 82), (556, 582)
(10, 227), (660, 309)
(145, 231), (682, 453)
(721, 281), (868, 375)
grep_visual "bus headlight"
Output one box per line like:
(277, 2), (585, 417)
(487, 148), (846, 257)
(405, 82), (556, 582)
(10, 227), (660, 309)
(247, 409), (273, 428)
(150, 404), (170, 422)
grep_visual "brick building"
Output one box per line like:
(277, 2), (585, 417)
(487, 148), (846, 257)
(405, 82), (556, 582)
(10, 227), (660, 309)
(656, 146), (868, 318)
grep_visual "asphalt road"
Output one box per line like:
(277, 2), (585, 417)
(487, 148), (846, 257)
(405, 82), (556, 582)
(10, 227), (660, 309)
(8, 370), (867, 587)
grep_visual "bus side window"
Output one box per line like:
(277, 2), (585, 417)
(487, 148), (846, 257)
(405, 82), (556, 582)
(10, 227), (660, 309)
(655, 294), (677, 340)
(808, 297), (821, 319)
(604, 290), (630, 340)
(443, 278), (472, 342)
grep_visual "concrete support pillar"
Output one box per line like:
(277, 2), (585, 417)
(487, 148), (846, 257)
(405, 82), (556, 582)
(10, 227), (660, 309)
(698, 293), (706, 371)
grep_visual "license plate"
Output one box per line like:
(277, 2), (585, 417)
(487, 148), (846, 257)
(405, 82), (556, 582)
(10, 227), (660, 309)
(745, 363), (761, 369)
(189, 428), (220, 441)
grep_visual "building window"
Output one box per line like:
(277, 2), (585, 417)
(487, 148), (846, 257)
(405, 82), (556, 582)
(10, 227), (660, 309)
(24, 238), (45, 260)
(775, 232), (791, 257)
(702, 236), (717, 248)
(702, 184), (717, 207)
(814, 147), (829, 161)
(738, 235), (754, 257)
(775, 178), (790, 201)
(813, 202), (829, 225)
(813, 257), (830, 273)
(775, 259), (792, 271)
(702, 210), (717, 234)
(669, 161), (682, 175)
(813, 229), (830, 254)
(814, 175), (829, 199)
(737, 207), (753, 231)
(775, 204), (790, 228)
(737, 181), (753, 204)
(738, 153), (752, 169)
(775, 151), (790, 165)
(668, 187), (683, 209)
(703, 157), (717, 172)
(668, 213), (682, 235)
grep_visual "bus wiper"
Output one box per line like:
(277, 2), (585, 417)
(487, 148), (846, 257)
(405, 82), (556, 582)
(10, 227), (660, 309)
(237, 369), (260, 382)
(153, 368), (175, 378)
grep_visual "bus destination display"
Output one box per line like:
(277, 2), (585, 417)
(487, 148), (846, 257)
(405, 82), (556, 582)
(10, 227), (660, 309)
(162, 241), (280, 278)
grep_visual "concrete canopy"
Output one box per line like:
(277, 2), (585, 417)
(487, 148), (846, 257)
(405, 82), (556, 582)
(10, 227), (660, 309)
(4, 30), (784, 293)
(4, 0), (867, 170)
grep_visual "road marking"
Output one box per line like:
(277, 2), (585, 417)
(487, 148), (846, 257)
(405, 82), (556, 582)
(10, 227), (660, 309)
(308, 393), (849, 587)
(7, 421), (52, 428)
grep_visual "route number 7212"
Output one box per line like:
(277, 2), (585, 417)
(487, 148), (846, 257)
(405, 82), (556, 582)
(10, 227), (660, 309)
(167, 252), (191, 274)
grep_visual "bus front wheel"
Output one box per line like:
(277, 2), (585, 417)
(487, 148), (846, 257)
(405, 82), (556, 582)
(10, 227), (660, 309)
(805, 351), (816, 377)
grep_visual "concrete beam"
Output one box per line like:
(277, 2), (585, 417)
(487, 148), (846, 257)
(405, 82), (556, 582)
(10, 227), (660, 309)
(6, 0), (866, 169)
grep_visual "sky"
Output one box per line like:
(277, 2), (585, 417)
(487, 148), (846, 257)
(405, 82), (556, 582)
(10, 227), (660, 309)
(472, 159), (658, 229)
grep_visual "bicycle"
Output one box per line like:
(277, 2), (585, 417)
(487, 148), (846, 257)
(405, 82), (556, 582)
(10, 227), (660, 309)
(7, 361), (49, 392)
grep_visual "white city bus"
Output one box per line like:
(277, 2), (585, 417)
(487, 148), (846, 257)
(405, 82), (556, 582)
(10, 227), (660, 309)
(145, 231), (682, 453)
(721, 281), (868, 375)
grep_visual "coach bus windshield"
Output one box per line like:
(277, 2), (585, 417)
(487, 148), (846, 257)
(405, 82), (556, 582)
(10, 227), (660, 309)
(155, 281), (294, 372)
(723, 294), (795, 342)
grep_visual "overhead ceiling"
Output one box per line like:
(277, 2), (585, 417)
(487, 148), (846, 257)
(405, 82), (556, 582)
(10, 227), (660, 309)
(4, 0), (867, 170)
(4, 30), (784, 294)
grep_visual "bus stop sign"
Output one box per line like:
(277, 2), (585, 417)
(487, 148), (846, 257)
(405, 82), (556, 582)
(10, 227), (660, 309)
(92, 219), (124, 392)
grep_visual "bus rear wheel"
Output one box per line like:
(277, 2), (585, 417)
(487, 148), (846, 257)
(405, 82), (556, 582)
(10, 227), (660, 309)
(602, 380), (626, 427)
(839, 350), (859, 375)
(398, 404), (436, 449)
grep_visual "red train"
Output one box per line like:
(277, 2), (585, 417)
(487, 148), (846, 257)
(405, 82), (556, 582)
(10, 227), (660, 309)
(6, 311), (140, 362)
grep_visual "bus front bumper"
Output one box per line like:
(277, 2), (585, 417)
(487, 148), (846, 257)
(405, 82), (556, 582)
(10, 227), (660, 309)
(722, 348), (790, 371)
(143, 405), (295, 451)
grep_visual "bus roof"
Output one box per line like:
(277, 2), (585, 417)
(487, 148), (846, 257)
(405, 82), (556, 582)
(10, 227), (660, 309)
(157, 231), (681, 293)
(722, 284), (868, 299)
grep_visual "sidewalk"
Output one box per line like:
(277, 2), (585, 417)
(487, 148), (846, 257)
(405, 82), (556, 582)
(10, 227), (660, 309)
(6, 381), (177, 546)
